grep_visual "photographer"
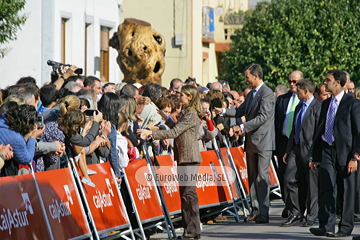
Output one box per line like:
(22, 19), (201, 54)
(52, 64), (82, 90)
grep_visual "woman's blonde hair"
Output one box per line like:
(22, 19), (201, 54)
(59, 95), (80, 116)
(181, 85), (203, 118)
(355, 87), (360, 100)
(117, 112), (129, 133)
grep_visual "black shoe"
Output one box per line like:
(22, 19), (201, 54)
(281, 208), (289, 218)
(280, 215), (303, 227)
(310, 227), (330, 236)
(353, 236), (360, 240)
(255, 215), (269, 224)
(326, 231), (348, 238)
(182, 233), (201, 239)
(301, 221), (315, 227)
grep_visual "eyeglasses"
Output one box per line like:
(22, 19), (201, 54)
(288, 80), (298, 84)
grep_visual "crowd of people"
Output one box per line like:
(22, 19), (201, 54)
(1, 63), (360, 239)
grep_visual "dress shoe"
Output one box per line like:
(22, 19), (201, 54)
(353, 236), (360, 240)
(255, 215), (269, 224)
(300, 220), (315, 227)
(281, 208), (289, 218)
(310, 227), (331, 236)
(246, 214), (259, 222)
(182, 233), (201, 239)
(326, 231), (348, 238)
(280, 215), (303, 227)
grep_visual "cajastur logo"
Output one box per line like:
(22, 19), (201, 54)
(105, 178), (114, 197)
(21, 193), (34, 215)
(63, 185), (73, 205)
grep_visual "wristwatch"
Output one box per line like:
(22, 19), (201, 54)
(0, 154), (5, 160)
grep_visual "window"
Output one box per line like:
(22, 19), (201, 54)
(61, 18), (69, 63)
(85, 23), (91, 76)
(100, 26), (110, 82)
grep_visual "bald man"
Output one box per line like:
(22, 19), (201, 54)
(275, 70), (303, 218)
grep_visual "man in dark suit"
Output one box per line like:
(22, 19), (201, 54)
(309, 70), (360, 237)
(280, 79), (321, 227)
(274, 70), (303, 217)
(215, 63), (276, 223)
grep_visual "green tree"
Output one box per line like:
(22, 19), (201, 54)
(0, 0), (27, 58)
(220, 0), (360, 90)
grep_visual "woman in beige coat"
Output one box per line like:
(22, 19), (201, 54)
(138, 85), (203, 239)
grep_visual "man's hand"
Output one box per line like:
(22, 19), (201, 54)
(283, 153), (288, 164)
(213, 107), (223, 115)
(348, 160), (358, 173)
(233, 125), (243, 135)
(309, 162), (318, 172)
(157, 109), (168, 121)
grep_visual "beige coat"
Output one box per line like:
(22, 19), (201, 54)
(152, 110), (202, 164)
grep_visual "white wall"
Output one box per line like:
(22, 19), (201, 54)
(0, 0), (42, 88)
(0, 0), (122, 89)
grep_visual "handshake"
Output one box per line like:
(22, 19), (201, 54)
(233, 125), (243, 136)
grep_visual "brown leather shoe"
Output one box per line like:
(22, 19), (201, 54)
(246, 215), (259, 222)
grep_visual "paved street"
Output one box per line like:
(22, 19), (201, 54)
(151, 199), (360, 240)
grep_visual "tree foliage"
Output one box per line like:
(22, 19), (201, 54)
(220, 0), (360, 90)
(0, 0), (27, 58)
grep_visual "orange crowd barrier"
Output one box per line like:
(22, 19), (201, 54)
(0, 174), (51, 239)
(152, 155), (181, 215)
(35, 167), (91, 239)
(229, 147), (250, 195)
(125, 158), (165, 223)
(79, 163), (130, 233)
(198, 150), (232, 207)
(219, 148), (241, 200)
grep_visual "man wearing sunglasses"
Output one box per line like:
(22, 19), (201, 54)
(274, 70), (304, 218)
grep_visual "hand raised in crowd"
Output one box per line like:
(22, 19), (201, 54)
(148, 121), (160, 131)
(157, 109), (168, 121)
(0, 144), (14, 160)
(213, 107), (223, 115)
(25, 125), (45, 140)
(203, 109), (211, 121)
(94, 136), (107, 148)
(100, 120), (112, 137)
(54, 141), (65, 156)
(83, 121), (93, 135)
(233, 125), (243, 136)
(93, 110), (103, 122)
(217, 123), (224, 131)
(136, 96), (151, 105)
(137, 129), (153, 140)
(63, 65), (80, 79)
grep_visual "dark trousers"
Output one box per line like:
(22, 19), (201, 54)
(246, 149), (272, 217)
(355, 169), (360, 220)
(179, 163), (201, 235)
(319, 142), (355, 235)
(276, 134), (289, 203)
(284, 145), (318, 221)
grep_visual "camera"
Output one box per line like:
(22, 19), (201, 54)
(47, 60), (83, 76)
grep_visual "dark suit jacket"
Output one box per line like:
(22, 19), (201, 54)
(310, 93), (360, 166)
(274, 91), (295, 155)
(225, 83), (276, 153)
(285, 97), (321, 161)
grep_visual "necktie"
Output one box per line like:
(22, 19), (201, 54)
(286, 94), (298, 137)
(247, 89), (256, 107)
(294, 102), (306, 145)
(324, 98), (337, 145)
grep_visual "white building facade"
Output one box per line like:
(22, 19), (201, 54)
(0, 0), (123, 88)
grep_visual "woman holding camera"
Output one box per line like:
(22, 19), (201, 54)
(138, 85), (203, 239)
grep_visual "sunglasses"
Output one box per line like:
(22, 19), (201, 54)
(288, 80), (298, 84)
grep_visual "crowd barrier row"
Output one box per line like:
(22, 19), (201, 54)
(0, 143), (280, 240)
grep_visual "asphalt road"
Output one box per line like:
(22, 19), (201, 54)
(150, 199), (360, 240)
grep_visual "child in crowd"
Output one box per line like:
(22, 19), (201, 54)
(116, 112), (130, 183)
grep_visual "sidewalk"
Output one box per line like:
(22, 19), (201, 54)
(150, 199), (360, 240)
